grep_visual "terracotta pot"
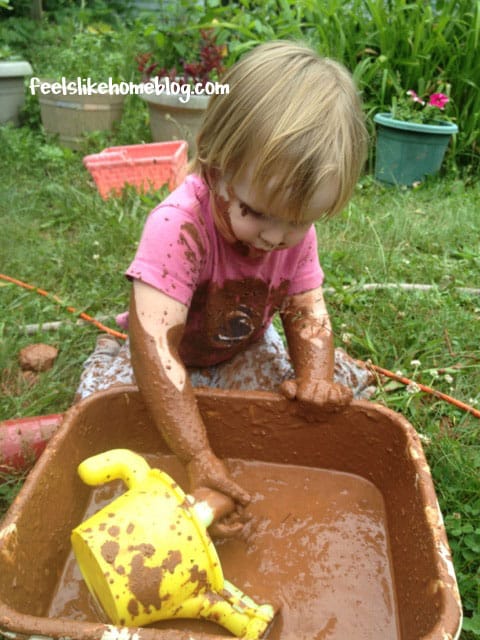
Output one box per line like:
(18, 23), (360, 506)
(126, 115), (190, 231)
(0, 61), (33, 126)
(38, 81), (124, 150)
(141, 90), (209, 156)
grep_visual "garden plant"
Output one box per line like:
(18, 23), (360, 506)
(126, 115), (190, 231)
(0, 0), (479, 637)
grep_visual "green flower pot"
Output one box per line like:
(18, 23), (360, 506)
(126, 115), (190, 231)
(374, 113), (458, 186)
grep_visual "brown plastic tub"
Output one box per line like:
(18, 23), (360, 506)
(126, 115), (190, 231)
(0, 386), (462, 640)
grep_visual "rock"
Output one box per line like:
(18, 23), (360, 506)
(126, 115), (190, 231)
(18, 343), (58, 372)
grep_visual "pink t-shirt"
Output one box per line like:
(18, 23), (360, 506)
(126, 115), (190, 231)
(123, 174), (324, 366)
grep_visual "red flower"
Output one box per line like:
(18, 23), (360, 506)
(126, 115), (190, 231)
(428, 93), (450, 110)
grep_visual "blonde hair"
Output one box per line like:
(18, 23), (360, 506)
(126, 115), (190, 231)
(191, 40), (368, 221)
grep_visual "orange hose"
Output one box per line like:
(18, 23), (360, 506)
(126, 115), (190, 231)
(1, 272), (479, 419)
(369, 364), (480, 419)
(0, 273), (127, 340)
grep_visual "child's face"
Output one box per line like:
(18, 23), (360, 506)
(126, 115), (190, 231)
(211, 169), (338, 258)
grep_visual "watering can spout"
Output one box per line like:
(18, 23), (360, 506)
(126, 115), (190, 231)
(71, 449), (276, 638)
(173, 579), (275, 639)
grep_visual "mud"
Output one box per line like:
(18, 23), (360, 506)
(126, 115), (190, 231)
(129, 285), (208, 465)
(209, 180), (262, 259)
(49, 454), (400, 639)
(210, 183), (237, 245)
(0, 388), (463, 640)
(183, 278), (290, 366)
(18, 343), (58, 372)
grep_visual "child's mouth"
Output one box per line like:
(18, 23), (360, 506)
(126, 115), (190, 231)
(247, 245), (270, 257)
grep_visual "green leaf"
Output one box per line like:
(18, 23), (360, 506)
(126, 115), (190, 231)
(463, 612), (480, 634)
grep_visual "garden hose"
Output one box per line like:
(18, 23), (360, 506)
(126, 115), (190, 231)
(0, 273), (127, 340)
(1, 272), (479, 420)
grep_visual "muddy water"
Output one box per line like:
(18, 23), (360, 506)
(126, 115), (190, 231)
(48, 456), (400, 640)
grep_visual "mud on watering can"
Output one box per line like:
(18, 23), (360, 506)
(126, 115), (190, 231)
(71, 449), (276, 638)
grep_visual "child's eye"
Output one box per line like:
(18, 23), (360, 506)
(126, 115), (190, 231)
(240, 201), (265, 219)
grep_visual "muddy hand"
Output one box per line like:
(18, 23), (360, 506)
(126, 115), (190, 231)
(187, 449), (251, 507)
(209, 507), (251, 539)
(280, 377), (353, 410)
(192, 486), (249, 538)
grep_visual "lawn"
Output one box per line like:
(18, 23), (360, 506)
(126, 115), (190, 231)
(1, 0), (479, 633)
(1, 121), (479, 635)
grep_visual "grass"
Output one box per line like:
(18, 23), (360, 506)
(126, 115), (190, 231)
(0, 468), (28, 516)
(1, 121), (479, 637)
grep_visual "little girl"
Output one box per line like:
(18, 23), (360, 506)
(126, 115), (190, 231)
(77, 40), (373, 508)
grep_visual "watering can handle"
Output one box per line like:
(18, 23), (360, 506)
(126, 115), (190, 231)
(192, 487), (235, 522)
(77, 449), (150, 489)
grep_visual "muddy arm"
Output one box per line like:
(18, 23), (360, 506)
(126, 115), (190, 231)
(129, 280), (250, 505)
(280, 286), (352, 409)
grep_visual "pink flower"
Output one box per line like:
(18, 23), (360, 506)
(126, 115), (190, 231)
(428, 93), (450, 110)
(407, 89), (425, 105)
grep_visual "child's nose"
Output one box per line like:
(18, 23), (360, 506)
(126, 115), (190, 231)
(260, 223), (287, 247)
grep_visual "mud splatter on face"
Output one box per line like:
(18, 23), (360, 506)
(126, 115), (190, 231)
(209, 181), (287, 258)
(209, 183), (236, 244)
(239, 201), (250, 217)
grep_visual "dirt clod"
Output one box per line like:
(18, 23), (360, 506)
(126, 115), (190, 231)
(18, 344), (58, 372)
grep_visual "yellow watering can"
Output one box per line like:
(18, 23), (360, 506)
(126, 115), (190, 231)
(71, 449), (275, 639)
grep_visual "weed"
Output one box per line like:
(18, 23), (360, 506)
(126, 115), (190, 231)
(0, 468), (28, 515)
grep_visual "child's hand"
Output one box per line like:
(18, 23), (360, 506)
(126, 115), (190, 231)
(187, 449), (251, 507)
(208, 506), (252, 539)
(280, 377), (353, 410)
(192, 486), (251, 538)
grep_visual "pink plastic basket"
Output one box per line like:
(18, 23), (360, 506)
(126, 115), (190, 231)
(83, 140), (188, 199)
